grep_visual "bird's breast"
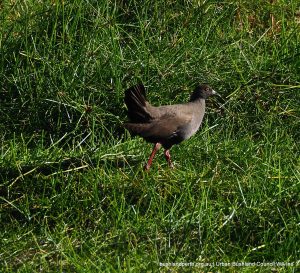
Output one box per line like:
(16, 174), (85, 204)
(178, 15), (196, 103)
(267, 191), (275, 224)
(180, 101), (205, 140)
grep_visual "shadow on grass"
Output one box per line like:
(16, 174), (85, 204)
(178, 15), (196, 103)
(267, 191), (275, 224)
(0, 155), (141, 186)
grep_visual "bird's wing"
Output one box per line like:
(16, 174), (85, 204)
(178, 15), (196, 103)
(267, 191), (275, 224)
(140, 112), (192, 140)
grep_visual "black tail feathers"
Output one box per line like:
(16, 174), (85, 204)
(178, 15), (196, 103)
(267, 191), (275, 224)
(124, 84), (152, 122)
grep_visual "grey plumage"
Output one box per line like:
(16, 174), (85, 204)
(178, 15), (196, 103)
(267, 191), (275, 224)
(124, 83), (217, 170)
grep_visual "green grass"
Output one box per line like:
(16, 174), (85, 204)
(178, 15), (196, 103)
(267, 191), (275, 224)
(1, 0), (299, 272)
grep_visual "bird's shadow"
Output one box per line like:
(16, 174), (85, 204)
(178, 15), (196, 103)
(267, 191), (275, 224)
(0, 154), (142, 186)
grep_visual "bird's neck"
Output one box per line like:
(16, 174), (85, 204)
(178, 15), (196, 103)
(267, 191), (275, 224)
(189, 98), (205, 104)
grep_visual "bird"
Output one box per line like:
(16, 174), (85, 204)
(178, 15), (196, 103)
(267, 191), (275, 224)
(124, 83), (218, 170)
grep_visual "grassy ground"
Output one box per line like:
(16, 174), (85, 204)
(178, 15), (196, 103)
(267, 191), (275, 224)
(1, 0), (299, 272)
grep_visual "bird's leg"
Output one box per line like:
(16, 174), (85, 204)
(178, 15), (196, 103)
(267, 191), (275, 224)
(144, 143), (161, 171)
(164, 149), (174, 169)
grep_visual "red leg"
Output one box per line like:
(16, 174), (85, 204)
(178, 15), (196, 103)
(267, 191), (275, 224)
(164, 149), (174, 168)
(144, 143), (161, 171)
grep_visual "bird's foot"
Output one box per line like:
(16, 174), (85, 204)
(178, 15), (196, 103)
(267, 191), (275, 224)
(164, 149), (174, 169)
(144, 164), (151, 171)
(169, 162), (174, 169)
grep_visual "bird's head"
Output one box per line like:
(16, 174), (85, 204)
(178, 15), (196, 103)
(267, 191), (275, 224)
(189, 84), (219, 101)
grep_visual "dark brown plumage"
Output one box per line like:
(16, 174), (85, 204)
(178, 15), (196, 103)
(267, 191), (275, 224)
(124, 83), (218, 170)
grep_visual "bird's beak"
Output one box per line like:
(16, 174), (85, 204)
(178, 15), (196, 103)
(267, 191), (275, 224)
(212, 89), (221, 96)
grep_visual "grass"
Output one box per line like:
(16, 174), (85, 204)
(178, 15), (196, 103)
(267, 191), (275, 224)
(0, 0), (299, 272)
